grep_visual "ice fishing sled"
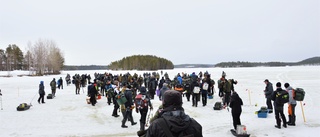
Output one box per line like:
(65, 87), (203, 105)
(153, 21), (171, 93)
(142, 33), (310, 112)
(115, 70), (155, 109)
(230, 125), (250, 137)
(17, 103), (31, 111)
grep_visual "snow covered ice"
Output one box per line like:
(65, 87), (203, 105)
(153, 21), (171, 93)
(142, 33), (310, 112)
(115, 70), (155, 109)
(0, 66), (319, 137)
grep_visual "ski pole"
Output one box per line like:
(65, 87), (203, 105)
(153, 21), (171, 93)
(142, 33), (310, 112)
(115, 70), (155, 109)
(30, 92), (38, 106)
(0, 89), (2, 110)
(300, 101), (306, 122)
(145, 108), (153, 127)
(0, 96), (3, 110)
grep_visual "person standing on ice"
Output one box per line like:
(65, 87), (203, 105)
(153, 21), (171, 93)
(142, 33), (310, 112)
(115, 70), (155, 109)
(285, 83), (296, 126)
(37, 81), (45, 104)
(264, 79), (274, 113)
(271, 82), (287, 129)
(50, 78), (57, 97)
(57, 77), (63, 89)
(229, 92), (243, 130)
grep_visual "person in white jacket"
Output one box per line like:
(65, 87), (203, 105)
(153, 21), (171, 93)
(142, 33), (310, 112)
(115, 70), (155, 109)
(285, 83), (297, 126)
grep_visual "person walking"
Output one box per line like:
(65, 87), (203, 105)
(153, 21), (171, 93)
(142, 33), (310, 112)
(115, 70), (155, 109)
(272, 82), (287, 129)
(37, 81), (45, 104)
(285, 83), (296, 126)
(229, 92), (243, 130)
(135, 86), (153, 132)
(121, 84), (137, 128)
(264, 79), (274, 113)
(146, 90), (202, 137)
(191, 80), (200, 107)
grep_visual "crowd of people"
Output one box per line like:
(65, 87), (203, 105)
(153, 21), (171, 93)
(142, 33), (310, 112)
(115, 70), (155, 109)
(36, 70), (299, 136)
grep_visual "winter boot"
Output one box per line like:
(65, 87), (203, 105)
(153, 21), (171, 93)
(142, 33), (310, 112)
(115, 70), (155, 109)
(140, 122), (145, 131)
(288, 116), (296, 126)
(287, 115), (292, 124)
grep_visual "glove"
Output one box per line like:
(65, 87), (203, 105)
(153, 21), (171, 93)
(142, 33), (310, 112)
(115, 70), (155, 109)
(150, 106), (153, 110)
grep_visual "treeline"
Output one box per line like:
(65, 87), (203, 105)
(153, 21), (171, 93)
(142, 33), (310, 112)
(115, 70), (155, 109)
(63, 65), (108, 70)
(0, 39), (65, 75)
(108, 55), (174, 70)
(215, 57), (320, 67)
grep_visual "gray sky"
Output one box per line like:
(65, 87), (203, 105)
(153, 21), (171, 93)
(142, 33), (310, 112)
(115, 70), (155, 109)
(1, 0), (319, 65)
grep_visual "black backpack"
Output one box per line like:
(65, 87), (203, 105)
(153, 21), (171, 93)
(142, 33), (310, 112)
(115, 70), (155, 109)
(275, 90), (289, 104)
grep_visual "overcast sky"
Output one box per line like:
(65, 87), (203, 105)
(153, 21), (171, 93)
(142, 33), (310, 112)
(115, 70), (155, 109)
(0, 0), (319, 65)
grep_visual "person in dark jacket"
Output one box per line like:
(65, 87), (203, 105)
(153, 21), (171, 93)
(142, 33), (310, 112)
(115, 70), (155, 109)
(121, 84), (137, 128)
(50, 78), (57, 97)
(89, 79), (98, 106)
(159, 83), (170, 101)
(136, 86), (153, 132)
(191, 80), (200, 107)
(57, 77), (63, 89)
(146, 90), (202, 137)
(229, 92), (243, 130)
(38, 81), (45, 104)
(264, 79), (274, 113)
(271, 82), (287, 129)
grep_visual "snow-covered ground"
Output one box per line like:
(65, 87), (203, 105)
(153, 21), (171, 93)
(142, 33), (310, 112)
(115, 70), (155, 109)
(0, 66), (319, 137)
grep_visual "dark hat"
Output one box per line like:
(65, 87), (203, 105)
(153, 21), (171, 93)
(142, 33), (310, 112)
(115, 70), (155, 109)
(140, 86), (147, 94)
(276, 82), (281, 87)
(222, 71), (226, 77)
(284, 83), (290, 88)
(264, 79), (269, 82)
(163, 90), (182, 107)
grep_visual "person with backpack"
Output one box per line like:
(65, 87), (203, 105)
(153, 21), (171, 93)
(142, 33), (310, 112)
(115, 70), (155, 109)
(146, 90), (203, 137)
(135, 86), (153, 132)
(271, 82), (287, 129)
(50, 78), (57, 97)
(285, 83), (296, 126)
(121, 84), (137, 128)
(264, 79), (274, 113)
(111, 81), (120, 117)
(191, 79), (200, 107)
(37, 81), (45, 104)
(201, 74), (212, 107)
(218, 71), (232, 107)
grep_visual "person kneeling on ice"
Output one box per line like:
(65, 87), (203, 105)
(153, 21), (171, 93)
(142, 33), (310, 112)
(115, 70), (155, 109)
(229, 92), (243, 130)
(146, 90), (202, 137)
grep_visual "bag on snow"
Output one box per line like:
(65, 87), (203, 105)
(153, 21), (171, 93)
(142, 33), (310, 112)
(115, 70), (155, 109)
(47, 94), (53, 99)
(213, 102), (222, 110)
(275, 90), (289, 104)
(17, 103), (31, 111)
(294, 88), (305, 101)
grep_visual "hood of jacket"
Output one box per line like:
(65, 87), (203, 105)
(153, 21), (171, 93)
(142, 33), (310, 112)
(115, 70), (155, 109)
(160, 108), (191, 134)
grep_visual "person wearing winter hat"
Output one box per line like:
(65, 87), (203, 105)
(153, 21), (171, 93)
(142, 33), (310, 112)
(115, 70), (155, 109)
(146, 90), (202, 137)
(229, 92), (243, 130)
(136, 86), (153, 132)
(38, 81), (46, 104)
(271, 82), (287, 129)
(285, 83), (296, 126)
